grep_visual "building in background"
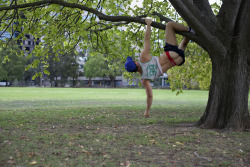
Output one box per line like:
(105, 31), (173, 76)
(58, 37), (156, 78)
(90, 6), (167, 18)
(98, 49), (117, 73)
(19, 34), (41, 55)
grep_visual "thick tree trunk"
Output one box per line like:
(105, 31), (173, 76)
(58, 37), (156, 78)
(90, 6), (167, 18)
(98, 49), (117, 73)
(197, 49), (249, 131)
(109, 76), (115, 88)
(88, 78), (92, 87)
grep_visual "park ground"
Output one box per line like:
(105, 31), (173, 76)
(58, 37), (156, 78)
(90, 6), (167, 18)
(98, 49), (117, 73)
(0, 87), (249, 167)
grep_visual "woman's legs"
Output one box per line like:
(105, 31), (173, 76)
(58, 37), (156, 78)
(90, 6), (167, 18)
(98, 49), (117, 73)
(178, 37), (190, 51)
(165, 21), (189, 46)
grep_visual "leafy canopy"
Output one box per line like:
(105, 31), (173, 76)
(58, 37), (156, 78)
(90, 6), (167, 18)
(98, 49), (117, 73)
(0, 0), (216, 90)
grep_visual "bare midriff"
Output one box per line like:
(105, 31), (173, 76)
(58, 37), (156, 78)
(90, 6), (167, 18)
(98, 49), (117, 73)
(159, 51), (183, 73)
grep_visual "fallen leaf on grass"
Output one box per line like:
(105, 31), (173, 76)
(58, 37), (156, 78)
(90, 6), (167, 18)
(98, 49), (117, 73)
(149, 139), (157, 144)
(7, 160), (15, 164)
(20, 136), (26, 140)
(125, 161), (130, 167)
(102, 152), (110, 158)
(30, 160), (37, 165)
(82, 149), (91, 155)
(7, 156), (15, 164)
(17, 152), (22, 157)
(102, 153), (108, 158)
(175, 141), (184, 145)
(3, 140), (12, 145)
(120, 161), (131, 167)
(28, 152), (36, 158)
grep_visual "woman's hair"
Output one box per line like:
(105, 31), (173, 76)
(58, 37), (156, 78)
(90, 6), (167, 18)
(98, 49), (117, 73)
(133, 65), (138, 72)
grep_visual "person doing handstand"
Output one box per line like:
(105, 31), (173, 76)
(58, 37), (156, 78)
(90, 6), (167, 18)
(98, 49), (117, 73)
(125, 19), (191, 118)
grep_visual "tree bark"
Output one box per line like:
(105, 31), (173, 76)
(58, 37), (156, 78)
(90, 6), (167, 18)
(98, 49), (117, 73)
(109, 76), (115, 88)
(88, 78), (92, 87)
(197, 47), (249, 131)
(196, 0), (250, 131)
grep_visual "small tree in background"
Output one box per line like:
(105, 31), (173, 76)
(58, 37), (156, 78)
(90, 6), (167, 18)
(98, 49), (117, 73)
(0, 41), (26, 86)
(83, 54), (105, 87)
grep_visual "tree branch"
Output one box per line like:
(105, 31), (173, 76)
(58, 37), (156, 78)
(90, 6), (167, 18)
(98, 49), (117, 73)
(193, 0), (214, 16)
(151, 11), (207, 50)
(89, 22), (129, 32)
(169, 0), (211, 34)
(152, 11), (173, 22)
(217, 0), (243, 37)
(169, 0), (226, 54)
(0, 0), (206, 49)
(234, 0), (250, 48)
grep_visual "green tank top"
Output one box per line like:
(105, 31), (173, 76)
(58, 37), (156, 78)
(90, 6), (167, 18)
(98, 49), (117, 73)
(139, 56), (163, 80)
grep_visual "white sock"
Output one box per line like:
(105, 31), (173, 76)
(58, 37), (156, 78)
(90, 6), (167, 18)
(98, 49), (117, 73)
(188, 27), (195, 34)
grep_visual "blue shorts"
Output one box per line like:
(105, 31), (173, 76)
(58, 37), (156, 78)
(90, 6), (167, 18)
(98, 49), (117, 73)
(164, 43), (185, 66)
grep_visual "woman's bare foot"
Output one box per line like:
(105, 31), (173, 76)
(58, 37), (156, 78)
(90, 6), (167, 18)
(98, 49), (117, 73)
(144, 110), (150, 118)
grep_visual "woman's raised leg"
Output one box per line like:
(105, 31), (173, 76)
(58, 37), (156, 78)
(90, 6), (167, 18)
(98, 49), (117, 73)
(165, 21), (189, 46)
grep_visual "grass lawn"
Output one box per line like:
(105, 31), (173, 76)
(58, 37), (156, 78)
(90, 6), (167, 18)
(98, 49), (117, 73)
(0, 87), (249, 167)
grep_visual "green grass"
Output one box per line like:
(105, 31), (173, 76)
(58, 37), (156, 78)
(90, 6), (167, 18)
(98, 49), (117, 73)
(0, 87), (249, 167)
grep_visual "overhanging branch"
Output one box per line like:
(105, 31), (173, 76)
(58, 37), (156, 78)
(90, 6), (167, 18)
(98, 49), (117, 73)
(169, 0), (225, 54)
(152, 12), (173, 22)
(217, 0), (242, 36)
(88, 22), (129, 32)
(0, 0), (206, 49)
(193, 0), (214, 16)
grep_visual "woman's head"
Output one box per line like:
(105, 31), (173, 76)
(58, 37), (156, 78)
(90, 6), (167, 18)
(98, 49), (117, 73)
(125, 57), (138, 72)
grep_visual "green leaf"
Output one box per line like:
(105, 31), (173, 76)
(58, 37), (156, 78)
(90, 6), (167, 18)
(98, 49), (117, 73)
(44, 69), (50, 75)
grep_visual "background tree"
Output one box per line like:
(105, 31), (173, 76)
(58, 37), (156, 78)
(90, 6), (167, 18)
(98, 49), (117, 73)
(102, 60), (123, 87)
(0, 61), (7, 82)
(47, 49), (61, 87)
(83, 54), (105, 87)
(23, 56), (41, 86)
(94, 32), (125, 87)
(0, 0), (249, 131)
(0, 42), (26, 86)
(64, 52), (81, 87)
(47, 49), (81, 87)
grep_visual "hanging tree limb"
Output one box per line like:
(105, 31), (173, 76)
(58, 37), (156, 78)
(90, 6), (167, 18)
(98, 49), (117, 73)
(0, 0), (206, 49)
(169, 0), (226, 55)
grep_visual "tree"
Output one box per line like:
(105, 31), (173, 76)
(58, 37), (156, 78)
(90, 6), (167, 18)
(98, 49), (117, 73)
(93, 32), (125, 87)
(103, 60), (123, 87)
(0, 61), (7, 81)
(63, 52), (81, 87)
(47, 49), (81, 87)
(0, 0), (249, 131)
(83, 54), (105, 87)
(0, 42), (26, 86)
(47, 49), (61, 87)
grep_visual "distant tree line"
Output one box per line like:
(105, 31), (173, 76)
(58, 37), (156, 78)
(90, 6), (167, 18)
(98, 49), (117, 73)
(0, 40), (124, 87)
(0, 41), (83, 87)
